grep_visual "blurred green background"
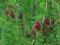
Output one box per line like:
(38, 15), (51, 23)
(0, 0), (60, 45)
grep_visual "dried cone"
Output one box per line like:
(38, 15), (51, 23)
(10, 11), (15, 18)
(44, 18), (50, 24)
(42, 25), (46, 36)
(4, 10), (9, 16)
(8, 4), (13, 8)
(34, 21), (42, 29)
(19, 13), (23, 19)
(31, 29), (36, 35)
